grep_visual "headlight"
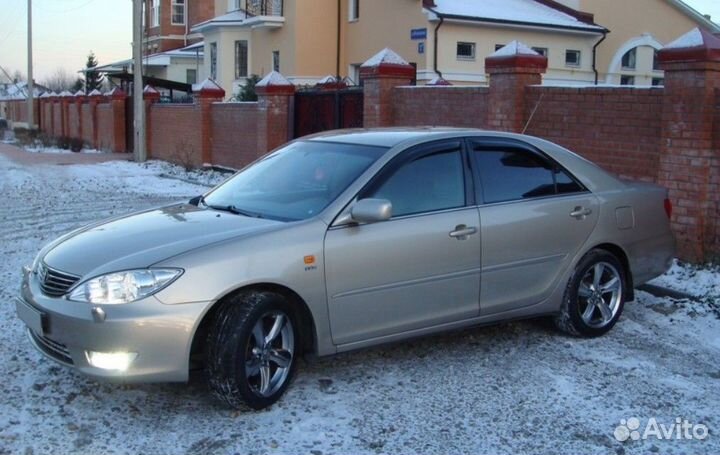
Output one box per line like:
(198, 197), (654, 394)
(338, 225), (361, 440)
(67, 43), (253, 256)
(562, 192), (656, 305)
(68, 269), (183, 304)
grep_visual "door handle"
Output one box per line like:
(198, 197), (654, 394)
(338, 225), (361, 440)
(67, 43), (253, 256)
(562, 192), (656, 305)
(449, 225), (478, 240)
(570, 206), (592, 219)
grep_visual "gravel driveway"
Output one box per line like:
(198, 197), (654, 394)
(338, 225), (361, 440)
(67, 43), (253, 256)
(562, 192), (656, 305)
(0, 144), (718, 455)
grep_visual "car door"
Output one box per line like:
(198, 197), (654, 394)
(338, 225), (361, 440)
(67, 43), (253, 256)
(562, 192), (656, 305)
(324, 140), (481, 346)
(468, 138), (600, 315)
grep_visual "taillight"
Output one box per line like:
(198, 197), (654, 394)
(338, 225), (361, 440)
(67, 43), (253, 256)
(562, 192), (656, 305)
(664, 198), (673, 219)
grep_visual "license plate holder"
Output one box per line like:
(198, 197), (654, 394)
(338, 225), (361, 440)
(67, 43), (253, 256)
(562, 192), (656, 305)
(15, 298), (45, 335)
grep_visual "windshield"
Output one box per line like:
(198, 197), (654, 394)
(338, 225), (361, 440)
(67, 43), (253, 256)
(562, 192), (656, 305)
(203, 140), (388, 221)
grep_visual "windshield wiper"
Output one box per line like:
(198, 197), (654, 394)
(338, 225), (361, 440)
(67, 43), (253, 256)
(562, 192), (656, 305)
(201, 198), (264, 218)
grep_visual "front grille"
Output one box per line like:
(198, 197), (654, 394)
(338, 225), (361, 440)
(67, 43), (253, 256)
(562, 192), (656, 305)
(28, 329), (74, 365)
(37, 263), (80, 297)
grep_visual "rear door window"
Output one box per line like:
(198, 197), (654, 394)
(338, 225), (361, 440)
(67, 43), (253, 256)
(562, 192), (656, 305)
(471, 144), (583, 204)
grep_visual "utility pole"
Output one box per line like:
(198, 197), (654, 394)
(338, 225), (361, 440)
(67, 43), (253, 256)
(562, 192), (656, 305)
(133, 0), (146, 162)
(27, 0), (34, 129)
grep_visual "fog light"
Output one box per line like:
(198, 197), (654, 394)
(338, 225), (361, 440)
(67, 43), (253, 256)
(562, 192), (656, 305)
(86, 351), (137, 371)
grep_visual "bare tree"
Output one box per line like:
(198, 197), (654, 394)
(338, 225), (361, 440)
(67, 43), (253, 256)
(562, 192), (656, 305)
(1, 69), (26, 83)
(42, 68), (78, 92)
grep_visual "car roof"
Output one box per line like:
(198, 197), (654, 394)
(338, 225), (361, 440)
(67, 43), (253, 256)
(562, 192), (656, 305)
(306, 127), (481, 148)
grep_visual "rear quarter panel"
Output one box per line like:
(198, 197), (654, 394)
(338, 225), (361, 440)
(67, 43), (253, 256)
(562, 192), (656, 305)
(585, 184), (675, 286)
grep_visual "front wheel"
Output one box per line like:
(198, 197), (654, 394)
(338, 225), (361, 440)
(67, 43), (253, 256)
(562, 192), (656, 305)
(205, 291), (298, 410)
(555, 249), (627, 337)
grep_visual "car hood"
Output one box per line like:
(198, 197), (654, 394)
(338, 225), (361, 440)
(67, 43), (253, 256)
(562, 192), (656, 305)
(43, 204), (283, 277)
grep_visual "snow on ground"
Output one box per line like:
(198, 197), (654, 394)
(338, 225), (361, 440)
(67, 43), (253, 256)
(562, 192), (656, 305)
(0, 147), (719, 455)
(24, 145), (105, 155)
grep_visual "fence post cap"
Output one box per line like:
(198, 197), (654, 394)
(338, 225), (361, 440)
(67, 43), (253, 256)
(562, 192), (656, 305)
(485, 41), (548, 74)
(106, 88), (127, 100)
(256, 71), (295, 95)
(143, 85), (162, 101)
(659, 27), (720, 65)
(192, 78), (226, 99)
(359, 48), (415, 79)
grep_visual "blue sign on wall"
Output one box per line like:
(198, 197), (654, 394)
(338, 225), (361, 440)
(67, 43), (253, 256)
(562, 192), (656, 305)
(411, 28), (427, 40)
(418, 42), (425, 54)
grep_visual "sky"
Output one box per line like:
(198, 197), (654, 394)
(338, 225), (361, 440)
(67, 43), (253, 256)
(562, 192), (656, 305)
(0, 0), (719, 83)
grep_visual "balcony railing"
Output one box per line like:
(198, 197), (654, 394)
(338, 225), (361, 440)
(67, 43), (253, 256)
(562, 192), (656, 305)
(245, 0), (283, 17)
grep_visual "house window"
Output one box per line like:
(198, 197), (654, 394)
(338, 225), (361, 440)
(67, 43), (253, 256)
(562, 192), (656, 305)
(235, 40), (249, 79)
(272, 51), (280, 72)
(349, 0), (359, 21)
(229, 0), (241, 10)
(565, 50), (581, 67)
(210, 42), (218, 80)
(171, 0), (185, 25)
(652, 77), (664, 87)
(457, 42), (476, 60)
(532, 47), (548, 57)
(186, 69), (197, 85)
(150, 0), (160, 27)
(621, 48), (636, 70)
(620, 75), (635, 86)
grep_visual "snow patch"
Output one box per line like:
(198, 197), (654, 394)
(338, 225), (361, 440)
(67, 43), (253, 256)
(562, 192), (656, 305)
(664, 28), (704, 49)
(490, 40), (539, 57)
(316, 75), (338, 84)
(256, 71), (292, 87)
(192, 78), (223, 92)
(24, 144), (105, 155)
(430, 0), (604, 30)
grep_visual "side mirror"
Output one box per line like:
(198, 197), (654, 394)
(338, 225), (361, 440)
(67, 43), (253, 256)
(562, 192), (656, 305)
(350, 198), (392, 224)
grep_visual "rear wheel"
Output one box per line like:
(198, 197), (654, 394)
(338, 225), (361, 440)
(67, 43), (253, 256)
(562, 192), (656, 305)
(205, 290), (298, 410)
(555, 249), (626, 337)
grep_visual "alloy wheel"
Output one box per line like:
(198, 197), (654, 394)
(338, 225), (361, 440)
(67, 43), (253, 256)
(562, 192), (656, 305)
(577, 262), (623, 329)
(244, 311), (295, 397)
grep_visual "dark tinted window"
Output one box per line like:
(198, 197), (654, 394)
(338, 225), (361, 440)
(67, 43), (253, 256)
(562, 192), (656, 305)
(369, 150), (465, 217)
(474, 148), (582, 203)
(555, 167), (584, 194)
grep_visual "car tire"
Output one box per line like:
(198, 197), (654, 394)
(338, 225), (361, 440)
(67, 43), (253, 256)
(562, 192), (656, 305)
(554, 249), (627, 337)
(205, 290), (299, 410)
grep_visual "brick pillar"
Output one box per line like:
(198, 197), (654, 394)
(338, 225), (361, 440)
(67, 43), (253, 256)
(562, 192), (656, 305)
(658, 28), (720, 261)
(485, 41), (548, 132)
(193, 79), (226, 165)
(73, 91), (84, 140)
(38, 93), (49, 133)
(107, 88), (127, 153)
(59, 91), (73, 137)
(359, 48), (415, 128)
(88, 89), (103, 149)
(49, 94), (58, 137)
(143, 85), (161, 158)
(256, 71), (295, 153)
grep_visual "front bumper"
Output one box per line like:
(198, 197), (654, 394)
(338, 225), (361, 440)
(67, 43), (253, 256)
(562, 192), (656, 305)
(16, 266), (212, 383)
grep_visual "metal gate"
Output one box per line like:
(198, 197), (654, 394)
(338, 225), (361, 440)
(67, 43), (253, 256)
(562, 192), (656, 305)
(294, 86), (363, 139)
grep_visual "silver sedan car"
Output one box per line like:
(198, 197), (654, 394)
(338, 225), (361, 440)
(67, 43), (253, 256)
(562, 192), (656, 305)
(16, 129), (675, 410)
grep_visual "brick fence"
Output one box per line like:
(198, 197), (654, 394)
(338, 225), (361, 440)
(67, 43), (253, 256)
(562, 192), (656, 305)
(524, 87), (664, 183)
(3, 30), (720, 261)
